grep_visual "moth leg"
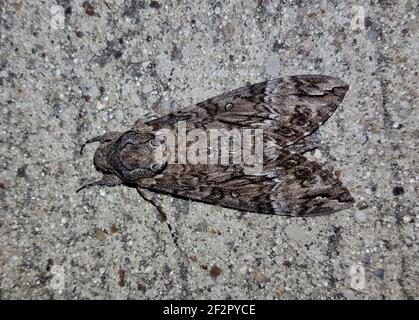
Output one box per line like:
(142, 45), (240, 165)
(76, 174), (123, 193)
(137, 188), (167, 222)
(285, 132), (321, 154)
(137, 188), (187, 259)
(80, 131), (121, 155)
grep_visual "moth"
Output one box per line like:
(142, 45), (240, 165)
(79, 75), (354, 216)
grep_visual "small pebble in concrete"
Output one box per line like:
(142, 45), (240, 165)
(210, 264), (222, 278)
(109, 224), (118, 234)
(282, 291), (296, 300)
(274, 287), (284, 297)
(251, 271), (268, 283)
(302, 40), (314, 54)
(313, 149), (323, 160)
(402, 215), (413, 224)
(392, 186), (404, 196)
(373, 268), (385, 280)
(118, 269), (126, 287)
(150, 1), (161, 9)
(348, 265), (365, 291)
(95, 229), (106, 241)
(265, 56), (281, 77)
(96, 100), (104, 110)
(362, 255), (371, 265)
(354, 211), (368, 223)
(137, 282), (146, 292)
(285, 224), (307, 242)
(351, 5), (366, 31)
(342, 289), (356, 300)
(357, 200), (369, 210)
(84, 3), (95, 16)
(282, 260), (291, 268)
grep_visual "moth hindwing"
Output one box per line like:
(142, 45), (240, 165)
(83, 75), (354, 216)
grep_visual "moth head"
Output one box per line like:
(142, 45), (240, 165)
(94, 131), (168, 183)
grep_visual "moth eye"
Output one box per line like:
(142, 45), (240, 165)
(150, 162), (167, 174)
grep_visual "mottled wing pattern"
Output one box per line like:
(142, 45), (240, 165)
(133, 75), (353, 215)
(144, 75), (349, 148)
(138, 148), (353, 216)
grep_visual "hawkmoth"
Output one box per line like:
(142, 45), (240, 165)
(79, 75), (354, 216)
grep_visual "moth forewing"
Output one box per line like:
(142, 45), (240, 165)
(84, 75), (354, 216)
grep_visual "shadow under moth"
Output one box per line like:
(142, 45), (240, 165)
(79, 75), (354, 217)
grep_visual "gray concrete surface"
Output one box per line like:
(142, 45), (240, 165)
(0, 0), (418, 299)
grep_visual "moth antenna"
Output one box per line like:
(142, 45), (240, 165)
(79, 136), (103, 155)
(80, 132), (122, 155)
(76, 174), (124, 193)
(76, 180), (104, 193)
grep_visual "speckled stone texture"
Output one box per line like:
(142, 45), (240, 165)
(0, 0), (417, 300)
